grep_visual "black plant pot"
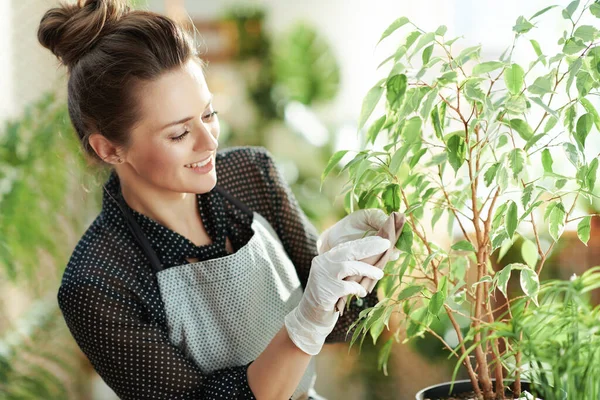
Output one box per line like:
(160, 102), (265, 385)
(415, 379), (534, 400)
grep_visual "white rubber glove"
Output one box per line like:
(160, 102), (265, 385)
(317, 208), (401, 260)
(284, 236), (390, 355)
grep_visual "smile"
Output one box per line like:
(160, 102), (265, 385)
(185, 155), (212, 168)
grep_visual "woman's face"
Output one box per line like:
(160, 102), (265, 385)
(123, 59), (220, 195)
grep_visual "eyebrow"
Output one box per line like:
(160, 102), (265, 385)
(159, 94), (214, 130)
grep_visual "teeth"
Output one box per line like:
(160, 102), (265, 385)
(186, 156), (211, 168)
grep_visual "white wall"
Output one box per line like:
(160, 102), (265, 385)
(0, 0), (14, 125)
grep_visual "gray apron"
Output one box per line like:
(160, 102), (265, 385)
(110, 184), (322, 400)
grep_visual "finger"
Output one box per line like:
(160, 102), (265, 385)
(365, 208), (389, 230)
(327, 236), (390, 262)
(339, 260), (385, 281)
(341, 281), (368, 298)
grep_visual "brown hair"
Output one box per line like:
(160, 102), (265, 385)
(37, 0), (206, 164)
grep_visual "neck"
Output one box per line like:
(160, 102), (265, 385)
(116, 168), (200, 236)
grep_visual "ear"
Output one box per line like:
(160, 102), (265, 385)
(88, 132), (122, 164)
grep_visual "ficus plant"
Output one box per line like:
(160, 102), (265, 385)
(322, 2), (600, 399)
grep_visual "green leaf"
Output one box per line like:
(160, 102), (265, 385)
(578, 72), (595, 99)
(405, 31), (422, 50)
(421, 44), (434, 65)
(358, 79), (385, 131)
(508, 148), (526, 179)
(504, 63), (525, 95)
(544, 116), (558, 133)
(447, 134), (466, 174)
(451, 240), (476, 252)
(484, 163), (500, 187)
(520, 268), (540, 306)
(369, 306), (387, 344)
(386, 74), (408, 110)
(576, 113), (594, 148)
(397, 285), (424, 301)
(497, 165), (509, 192)
(586, 158), (598, 191)
(378, 17), (410, 45)
(549, 202), (566, 242)
(521, 238), (538, 269)
(591, 3), (600, 17)
(389, 143), (411, 175)
(562, 1), (580, 20)
(431, 105), (444, 140)
(577, 216), (592, 246)
(574, 25), (598, 42)
(563, 37), (586, 55)
(435, 25), (447, 36)
(420, 88), (438, 120)
(402, 116), (423, 143)
(321, 150), (348, 186)
(530, 40), (545, 65)
(473, 61), (505, 75)
(521, 184), (534, 208)
(367, 115), (387, 145)
(564, 104), (577, 134)
(464, 79), (486, 102)
(396, 223), (413, 254)
(506, 200), (518, 239)
(579, 98), (600, 133)
(513, 16), (534, 33)
(542, 149), (554, 172)
(509, 119), (534, 140)
(505, 94), (527, 114)
(496, 265), (512, 298)
(382, 183), (401, 214)
(455, 45), (480, 64)
(412, 33), (435, 56)
(378, 338), (394, 376)
(530, 5), (558, 20)
(530, 96), (558, 120)
(428, 291), (445, 317)
(437, 71), (458, 85)
(528, 75), (553, 95)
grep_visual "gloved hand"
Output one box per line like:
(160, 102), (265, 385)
(284, 236), (390, 355)
(316, 208), (401, 260)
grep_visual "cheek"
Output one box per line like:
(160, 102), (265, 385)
(133, 140), (187, 178)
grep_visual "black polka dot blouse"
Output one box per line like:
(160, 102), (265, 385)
(58, 146), (378, 399)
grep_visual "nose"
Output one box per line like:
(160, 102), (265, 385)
(192, 119), (219, 152)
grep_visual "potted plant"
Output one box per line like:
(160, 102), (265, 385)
(321, 2), (600, 399)
(517, 267), (600, 399)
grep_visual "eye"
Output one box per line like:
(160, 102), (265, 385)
(203, 110), (219, 122)
(171, 129), (189, 142)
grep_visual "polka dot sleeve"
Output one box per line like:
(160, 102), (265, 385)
(253, 147), (379, 344)
(58, 272), (256, 399)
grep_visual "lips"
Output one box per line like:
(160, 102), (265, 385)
(184, 155), (212, 168)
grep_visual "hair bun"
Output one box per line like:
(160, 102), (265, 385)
(38, 0), (130, 68)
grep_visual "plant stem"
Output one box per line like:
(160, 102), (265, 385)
(444, 304), (482, 398)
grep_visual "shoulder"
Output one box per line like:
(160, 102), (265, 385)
(214, 145), (280, 193)
(58, 217), (150, 310)
(215, 145), (276, 176)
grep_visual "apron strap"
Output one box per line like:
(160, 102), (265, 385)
(213, 185), (254, 219)
(103, 184), (164, 274)
(103, 183), (253, 274)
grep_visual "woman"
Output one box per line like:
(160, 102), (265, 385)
(37, 1), (398, 399)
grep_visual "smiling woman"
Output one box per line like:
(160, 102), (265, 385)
(36, 1), (392, 399)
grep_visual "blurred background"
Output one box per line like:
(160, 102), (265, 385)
(1, 0), (599, 399)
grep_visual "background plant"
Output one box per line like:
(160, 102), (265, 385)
(322, 2), (600, 398)
(515, 267), (600, 400)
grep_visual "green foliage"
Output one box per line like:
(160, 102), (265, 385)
(0, 93), (103, 397)
(517, 267), (600, 400)
(323, 3), (600, 397)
